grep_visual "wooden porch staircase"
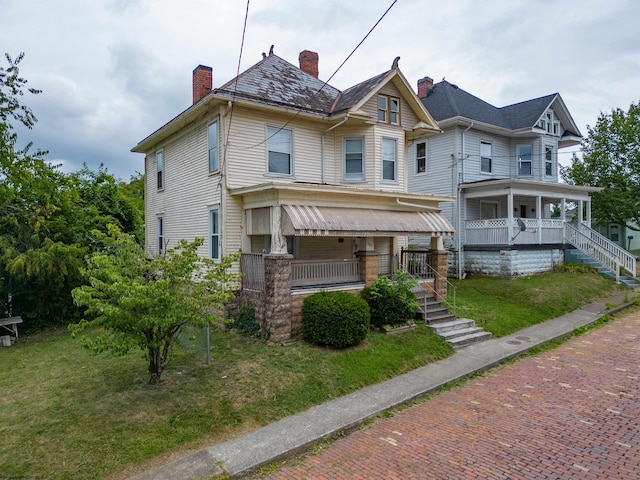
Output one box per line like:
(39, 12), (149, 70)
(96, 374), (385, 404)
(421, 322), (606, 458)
(412, 286), (491, 349)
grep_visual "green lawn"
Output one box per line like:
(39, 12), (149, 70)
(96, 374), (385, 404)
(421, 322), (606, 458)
(452, 269), (626, 337)
(0, 270), (626, 479)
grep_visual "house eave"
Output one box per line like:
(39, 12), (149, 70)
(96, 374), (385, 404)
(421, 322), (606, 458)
(230, 181), (454, 207)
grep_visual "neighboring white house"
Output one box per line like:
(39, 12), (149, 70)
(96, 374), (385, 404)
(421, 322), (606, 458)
(407, 77), (610, 278)
(132, 49), (455, 340)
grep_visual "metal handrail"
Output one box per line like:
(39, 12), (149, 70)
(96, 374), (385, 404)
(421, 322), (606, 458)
(422, 262), (457, 318)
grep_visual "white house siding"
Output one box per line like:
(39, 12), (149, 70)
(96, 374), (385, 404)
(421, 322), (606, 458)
(144, 110), (225, 260)
(460, 130), (511, 182)
(224, 107), (326, 189)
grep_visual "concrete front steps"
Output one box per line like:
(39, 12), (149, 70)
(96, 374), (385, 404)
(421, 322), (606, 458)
(565, 249), (640, 289)
(414, 287), (492, 349)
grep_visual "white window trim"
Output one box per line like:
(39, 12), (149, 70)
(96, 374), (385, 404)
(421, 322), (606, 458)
(209, 205), (221, 261)
(544, 146), (554, 177)
(156, 150), (164, 191)
(416, 141), (427, 175)
(480, 141), (492, 174)
(517, 145), (533, 176)
(157, 215), (164, 253)
(381, 137), (397, 182)
(208, 119), (219, 173)
(343, 136), (365, 182)
(265, 125), (294, 177)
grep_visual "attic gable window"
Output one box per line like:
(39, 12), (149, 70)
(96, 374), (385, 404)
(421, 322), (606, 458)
(267, 126), (293, 176)
(378, 95), (400, 125)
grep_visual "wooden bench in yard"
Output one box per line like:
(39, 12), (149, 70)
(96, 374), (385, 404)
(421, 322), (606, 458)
(0, 316), (23, 340)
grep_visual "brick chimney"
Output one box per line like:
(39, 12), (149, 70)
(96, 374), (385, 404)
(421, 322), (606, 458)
(417, 76), (433, 99)
(192, 65), (212, 104)
(299, 50), (319, 78)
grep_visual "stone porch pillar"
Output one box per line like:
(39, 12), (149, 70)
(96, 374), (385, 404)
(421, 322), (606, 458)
(355, 237), (378, 286)
(430, 236), (449, 300)
(263, 253), (293, 342)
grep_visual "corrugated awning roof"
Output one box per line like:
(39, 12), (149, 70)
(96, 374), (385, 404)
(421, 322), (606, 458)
(282, 205), (455, 237)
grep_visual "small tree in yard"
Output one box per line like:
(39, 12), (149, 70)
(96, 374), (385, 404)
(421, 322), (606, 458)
(70, 225), (240, 384)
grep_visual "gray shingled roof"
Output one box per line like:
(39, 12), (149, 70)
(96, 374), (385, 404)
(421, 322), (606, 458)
(422, 81), (558, 130)
(217, 54), (340, 113)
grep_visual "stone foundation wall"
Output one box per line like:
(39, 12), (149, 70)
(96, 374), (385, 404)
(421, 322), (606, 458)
(464, 249), (564, 278)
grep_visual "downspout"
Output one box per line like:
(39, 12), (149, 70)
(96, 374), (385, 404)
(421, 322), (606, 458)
(457, 122), (474, 279)
(321, 116), (349, 184)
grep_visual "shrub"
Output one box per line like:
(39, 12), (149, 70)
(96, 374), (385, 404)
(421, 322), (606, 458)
(302, 291), (370, 349)
(228, 300), (261, 338)
(361, 271), (419, 328)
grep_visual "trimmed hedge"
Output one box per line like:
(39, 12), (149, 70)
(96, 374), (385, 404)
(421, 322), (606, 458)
(302, 291), (370, 349)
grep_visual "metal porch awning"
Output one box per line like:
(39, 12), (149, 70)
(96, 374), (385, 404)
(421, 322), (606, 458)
(282, 205), (455, 237)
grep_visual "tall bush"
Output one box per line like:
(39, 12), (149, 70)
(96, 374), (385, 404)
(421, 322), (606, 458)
(361, 270), (419, 328)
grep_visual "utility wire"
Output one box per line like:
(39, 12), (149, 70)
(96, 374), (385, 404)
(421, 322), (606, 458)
(241, 0), (399, 150)
(218, 0), (250, 188)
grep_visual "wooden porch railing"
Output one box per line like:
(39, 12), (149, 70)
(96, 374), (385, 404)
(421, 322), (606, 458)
(291, 259), (360, 287)
(240, 253), (265, 291)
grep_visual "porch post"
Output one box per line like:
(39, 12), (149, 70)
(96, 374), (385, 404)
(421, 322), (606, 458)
(578, 200), (584, 225)
(263, 253), (293, 342)
(561, 197), (566, 222)
(536, 195), (542, 244)
(507, 190), (514, 246)
(270, 205), (288, 254)
(355, 237), (379, 286)
(586, 200), (592, 228)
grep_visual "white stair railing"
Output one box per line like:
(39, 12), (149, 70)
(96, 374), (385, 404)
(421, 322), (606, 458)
(564, 222), (637, 283)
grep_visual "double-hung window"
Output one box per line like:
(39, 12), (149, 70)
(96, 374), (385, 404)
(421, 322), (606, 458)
(517, 145), (532, 176)
(156, 150), (163, 190)
(209, 206), (220, 260)
(377, 95), (400, 125)
(382, 138), (397, 181)
(157, 216), (164, 253)
(208, 120), (219, 172)
(545, 146), (553, 176)
(344, 137), (364, 181)
(480, 141), (492, 173)
(267, 126), (292, 175)
(416, 142), (426, 174)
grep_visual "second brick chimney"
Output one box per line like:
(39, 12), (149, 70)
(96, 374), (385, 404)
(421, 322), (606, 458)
(192, 65), (212, 104)
(299, 50), (319, 78)
(417, 76), (433, 99)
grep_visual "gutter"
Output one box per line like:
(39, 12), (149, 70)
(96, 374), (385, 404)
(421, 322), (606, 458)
(395, 198), (441, 211)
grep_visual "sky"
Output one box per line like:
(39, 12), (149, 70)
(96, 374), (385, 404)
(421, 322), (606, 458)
(2, 0), (639, 181)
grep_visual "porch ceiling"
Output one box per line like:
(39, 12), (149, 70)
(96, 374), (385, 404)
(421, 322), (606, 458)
(282, 205), (455, 237)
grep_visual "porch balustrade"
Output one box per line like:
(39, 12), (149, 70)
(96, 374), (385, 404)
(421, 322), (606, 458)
(465, 218), (565, 245)
(291, 258), (360, 287)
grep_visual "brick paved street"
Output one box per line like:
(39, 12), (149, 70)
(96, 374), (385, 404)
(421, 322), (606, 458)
(261, 310), (640, 479)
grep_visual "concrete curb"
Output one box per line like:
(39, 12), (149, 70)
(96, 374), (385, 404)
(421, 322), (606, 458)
(130, 293), (637, 480)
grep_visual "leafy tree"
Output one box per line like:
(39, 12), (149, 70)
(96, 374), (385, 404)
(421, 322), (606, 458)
(0, 53), (145, 329)
(70, 226), (240, 384)
(561, 101), (640, 231)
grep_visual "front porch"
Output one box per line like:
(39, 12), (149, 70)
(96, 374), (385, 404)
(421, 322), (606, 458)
(238, 244), (450, 342)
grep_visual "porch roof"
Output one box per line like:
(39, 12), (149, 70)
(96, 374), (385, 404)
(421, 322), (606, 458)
(282, 205), (455, 237)
(461, 178), (602, 200)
